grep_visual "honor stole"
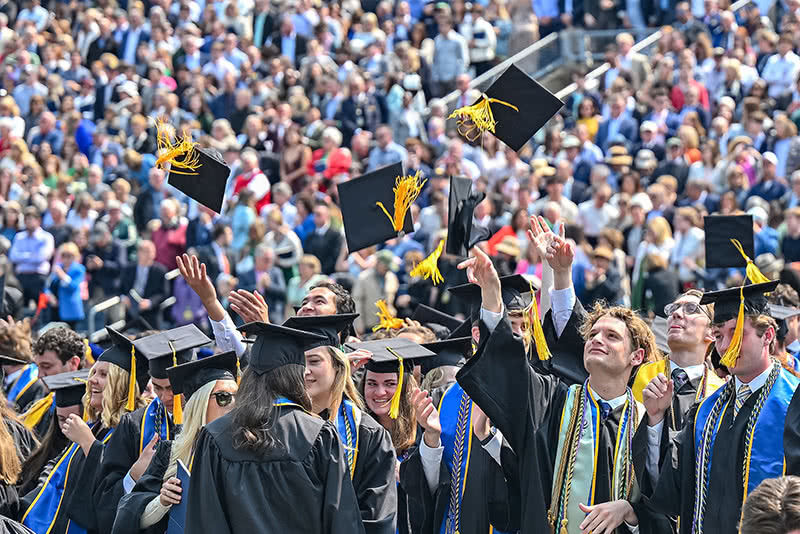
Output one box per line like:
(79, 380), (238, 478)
(139, 397), (172, 453)
(336, 399), (361, 479)
(8, 363), (39, 406)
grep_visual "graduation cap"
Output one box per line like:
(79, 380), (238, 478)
(238, 322), (326, 375)
(448, 274), (535, 319)
(338, 162), (422, 252)
(41, 369), (90, 408)
(411, 304), (461, 332)
(420, 336), (472, 375)
(346, 338), (435, 419)
(449, 318), (472, 339)
(0, 355), (28, 367)
(704, 215), (754, 269)
(166, 351), (238, 400)
(98, 327), (150, 410)
(282, 313), (359, 350)
(133, 325), (211, 380)
(769, 303), (800, 342)
(167, 147), (230, 214)
(700, 280), (779, 368)
(448, 63), (563, 152)
(446, 176), (490, 257)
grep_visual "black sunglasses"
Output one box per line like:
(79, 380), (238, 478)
(211, 391), (234, 407)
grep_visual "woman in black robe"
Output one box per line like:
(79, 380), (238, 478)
(0, 393), (37, 519)
(111, 351), (239, 534)
(185, 323), (364, 533)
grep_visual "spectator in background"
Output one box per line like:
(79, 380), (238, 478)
(233, 149), (271, 215)
(45, 241), (86, 328)
(133, 168), (167, 232)
(578, 184), (619, 245)
(28, 112), (63, 156)
(353, 249), (400, 332)
(304, 202), (343, 275)
(669, 206), (705, 284)
(84, 222), (125, 302)
(430, 15), (468, 97)
(150, 197), (187, 272)
(596, 93), (638, 153)
(195, 223), (235, 285)
(119, 240), (167, 330)
(44, 200), (71, 248)
(749, 205), (780, 257)
(9, 206), (54, 307)
(286, 254), (328, 310)
(367, 125), (408, 171)
(238, 245), (287, 323)
(762, 33), (800, 100)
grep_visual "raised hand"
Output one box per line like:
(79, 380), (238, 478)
(526, 215), (557, 261)
(130, 434), (159, 482)
(411, 387), (441, 448)
(177, 254), (217, 305)
(229, 289), (270, 324)
(642, 373), (673, 426)
(457, 246), (502, 313)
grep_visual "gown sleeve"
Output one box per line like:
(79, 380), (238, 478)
(351, 423), (397, 534)
(316, 423), (367, 534)
(398, 443), (448, 534)
(539, 298), (589, 386)
(111, 441), (173, 534)
(487, 437), (521, 533)
(184, 428), (232, 534)
(94, 414), (140, 533)
(65, 437), (107, 531)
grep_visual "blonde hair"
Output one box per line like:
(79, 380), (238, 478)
(323, 346), (365, 422)
(59, 241), (80, 259)
(300, 254), (322, 274)
(0, 396), (26, 483)
(647, 216), (672, 245)
(163, 380), (216, 481)
(101, 364), (146, 428)
(82, 364), (99, 423)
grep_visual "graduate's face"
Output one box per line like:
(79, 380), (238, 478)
(304, 347), (336, 409)
(298, 288), (338, 316)
(583, 316), (643, 375)
(712, 317), (773, 376)
(666, 294), (713, 350)
(151, 377), (174, 413)
(508, 312), (525, 337)
(88, 361), (109, 412)
(364, 371), (397, 418)
(56, 405), (81, 427)
(35, 350), (79, 377)
(206, 379), (238, 423)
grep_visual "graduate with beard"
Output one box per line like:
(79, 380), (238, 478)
(94, 325), (211, 533)
(636, 279), (800, 534)
(455, 216), (661, 534)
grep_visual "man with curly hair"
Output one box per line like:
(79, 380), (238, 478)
(0, 319), (48, 413)
(454, 216), (661, 534)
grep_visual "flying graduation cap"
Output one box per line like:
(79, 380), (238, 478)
(238, 322), (325, 375)
(41, 369), (90, 408)
(420, 336), (472, 375)
(448, 63), (564, 152)
(166, 351), (239, 400)
(338, 162), (423, 252)
(282, 313), (360, 350)
(700, 280), (779, 368)
(346, 338), (435, 419)
(704, 215), (755, 269)
(98, 327), (151, 410)
(446, 176), (490, 257)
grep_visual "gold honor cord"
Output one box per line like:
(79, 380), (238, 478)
(375, 171), (427, 235)
(448, 94), (519, 142)
(155, 119), (201, 175)
(386, 347), (404, 420)
(410, 240), (444, 285)
(168, 341), (183, 424)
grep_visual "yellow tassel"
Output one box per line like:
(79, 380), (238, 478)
(372, 299), (405, 332)
(388, 349), (404, 420)
(154, 119), (201, 175)
(448, 94), (519, 142)
(84, 339), (95, 365)
(559, 519), (568, 534)
(524, 281), (551, 361)
(126, 346), (137, 411)
(720, 286), (746, 369)
(730, 239), (771, 284)
(410, 240), (444, 285)
(375, 171), (427, 233)
(169, 342), (183, 425)
(22, 393), (54, 429)
(236, 357), (241, 386)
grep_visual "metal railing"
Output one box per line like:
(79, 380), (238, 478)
(87, 268), (181, 338)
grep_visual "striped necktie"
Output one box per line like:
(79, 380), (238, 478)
(734, 384), (752, 418)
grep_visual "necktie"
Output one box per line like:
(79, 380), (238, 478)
(671, 368), (690, 394)
(734, 384), (752, 418)
(598, 400), (612, 422)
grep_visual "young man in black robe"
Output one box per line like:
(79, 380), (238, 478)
(455, 216), (659, 534)
(94, 325), (211, 532)
(636, 281), (800, 534)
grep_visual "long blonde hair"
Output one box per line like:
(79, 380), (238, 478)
(0, 395), (26, 484)
(324, 346), (365, 422)
(101, 364), (146, 428)
(162, 380), (216, 481)
(82, 365), (98, 423)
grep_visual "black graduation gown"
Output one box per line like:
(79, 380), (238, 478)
(396, 445), (423, 534)
(185, 405), (366, 534)
(633, 376), (800, 534)
(111, 441), (173, 534)
(456, 313), (651, 534)
(18, 427), (110, 534)
(94, 406), (176, 533)
(0, 417), (37, 519)
(534, 299), (589, 386)
(12, 379), (48, 415)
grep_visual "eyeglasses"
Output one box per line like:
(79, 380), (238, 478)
(664, 302), (711, 319)
(211, 391), (234, 407)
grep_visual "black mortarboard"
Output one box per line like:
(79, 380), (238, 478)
(282, 313), (359, 350)
(0, 355), (28, 367)
(98, 327), (150, 390)
(41, 369), (90, 408)
(238, 322), (326, 374)
(338, 162), (416, 252)
(769, 303), (800, 341)
(446, 176), (490, 257)
(420, 336), (472, 375)
(166, 351), (238, 400)
(347, 338), (436, 374)
(450, 64), (563, 152)
(411, 304), (461, 332)
(168, 147), (230, 214)
(448, 274), (535, 319)
(700, 281), (779, 324)
(449, 318), (472, 339)
(704, 215), (754, 269)
(132, 325), (212, 380)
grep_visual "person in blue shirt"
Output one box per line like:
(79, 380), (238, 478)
(46, 242), (86, 329)
(747, 152), (789, 202)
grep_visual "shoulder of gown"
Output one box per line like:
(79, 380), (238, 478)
(111, 440), (173, 534)
(352, 411), (397, 534)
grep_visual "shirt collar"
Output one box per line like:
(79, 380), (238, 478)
(734, 363), (774, 392)
(670, 361), (707, 382)
(589, 387), (628, 409)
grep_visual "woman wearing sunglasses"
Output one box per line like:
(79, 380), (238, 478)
(111, 351), (239, 534)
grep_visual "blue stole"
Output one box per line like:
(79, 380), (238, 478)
(336, 399), (360, 479)
(8, 363), (39, 406)
(22, 425), (115, 534)
(139, 397), (171, 453)
(694, 366), (800, 506)
(273, 396), (303, 409)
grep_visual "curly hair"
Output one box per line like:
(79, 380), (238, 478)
(309, 282), (355, 315)
(579, 302), (659, 366)
(741, 476), (800, 534)
(33, 327), (85, 365)
(0, 319), (33, 363)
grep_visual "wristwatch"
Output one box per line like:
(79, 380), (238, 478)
(479, 426), (497, 446)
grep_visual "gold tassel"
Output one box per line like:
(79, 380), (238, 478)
(720, 286), (745, 369)
(448, 94), (519, 141)
(236, 356), (241, 386)
(730, 239), (771, 284)
(126, 346), (137, 411)
(388, 348), (404, 419)
(169, 341), (183, 425)
(372, 299), (404, 332)
(84, 339), (95, 365)
(375, 171), (427, 233)
(410, 240), (444, 285)
(559, 519), (568, 534)
(154, 119), (201, 175)
(523, 281), (551, 361)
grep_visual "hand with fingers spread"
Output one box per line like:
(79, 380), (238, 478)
(526, 215), (558, 261)
(177, 254), (217, 305)
(457, 246), (502, 314)
(411, 387), (441, 448)
(642, 373), (674, 426)
(229, 289), (270, 324)
(159, 477), (182, 507)
(578, 500), (638, 534)
(130, 434), (159, 482)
